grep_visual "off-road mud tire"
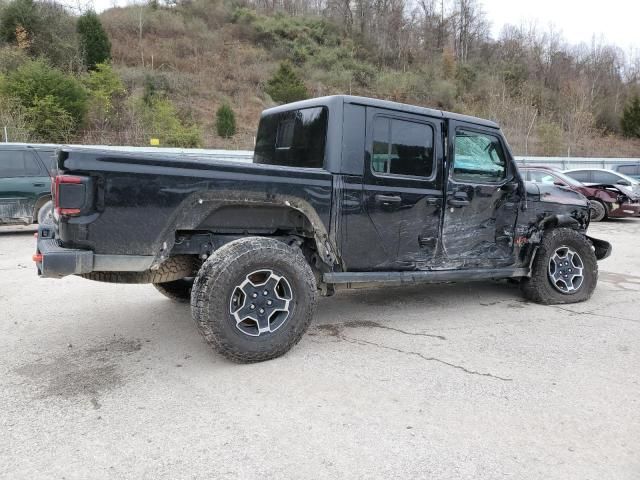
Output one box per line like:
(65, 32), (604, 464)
(191, 237), (317, 363)
(82, 255), (196, 284)
(153, 278), (194, 302)
(521, 228), (598, 305)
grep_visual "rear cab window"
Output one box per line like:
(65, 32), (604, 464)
(254, 107), (328, 168)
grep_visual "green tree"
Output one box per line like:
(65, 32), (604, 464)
(0, 0), (38, 44)
(77, 10), (111, 70)
(621, 96), (640, 139)
(83, 62), (125, 122)
(265, 62), (308, 104)
(1, 60), (88, 136)
(216, 103), (236, 138)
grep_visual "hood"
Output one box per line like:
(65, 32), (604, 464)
(591, 183), (640, 202)
(525, 181), (588, 207)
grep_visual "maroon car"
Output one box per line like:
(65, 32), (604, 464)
(520, 166), (640, 221)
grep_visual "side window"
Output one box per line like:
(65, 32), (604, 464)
(0, 150), (32, 177)
(567, 170), (591, 182)
(593, 171), (623, 185)
(372, 117), (434, 178)
(35, 149), (56, 175)
(23, 152), (42, 176)
(453, 129), (506, 183)
(617, 165), (636, 175)
(529, 170), (557, 184)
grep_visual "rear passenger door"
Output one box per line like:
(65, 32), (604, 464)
(359, 108), (444, 270)
(0, 148), (49, 223)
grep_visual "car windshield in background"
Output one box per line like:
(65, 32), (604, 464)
(254, 107), (328, 168)
(550, 170), (583, 187)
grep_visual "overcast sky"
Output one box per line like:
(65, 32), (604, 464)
(78, 0), (639, 50)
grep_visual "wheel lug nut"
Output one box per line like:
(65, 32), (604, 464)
(267, 300), (272, 306)
(250, 304), (255, 310)
(252, 293), (258, 298)
(259, 308), (265, 314)
(263, 290), (268, 296)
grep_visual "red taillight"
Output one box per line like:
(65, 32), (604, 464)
(54, 175), (84, 216)
(32, 253), (43, 263)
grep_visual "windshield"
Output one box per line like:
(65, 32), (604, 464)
(551, 170), (583, 187)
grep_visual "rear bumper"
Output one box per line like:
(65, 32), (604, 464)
(34, 224), (154, 278)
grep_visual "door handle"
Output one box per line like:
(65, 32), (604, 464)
(425, 197), (441, 206)
(33, 183), (45, 187)
(375, 194), (402, 206)
(448, 198), (469, 207)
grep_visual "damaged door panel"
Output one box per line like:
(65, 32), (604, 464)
(441, 124), (521, 268)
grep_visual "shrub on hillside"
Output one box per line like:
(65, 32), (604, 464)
(0, 60), (87, 139)
(216, 104), (236, 138)
(621, 96), (640, 139)
(77, 11), (111, 70)
(265, 62), (308, 104)
(83, 63), (125, 127)
(26, 95), (75, 142)
(137, 96), (202, 148)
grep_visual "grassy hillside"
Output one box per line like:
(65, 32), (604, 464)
(1, 0), (639, 155)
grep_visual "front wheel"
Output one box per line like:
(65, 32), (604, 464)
(521, 228), (598, 304)
(191, 237), (317, 363)
(589, 200), (607, 222)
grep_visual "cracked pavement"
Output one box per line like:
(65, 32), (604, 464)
(1, 221), (639, 479)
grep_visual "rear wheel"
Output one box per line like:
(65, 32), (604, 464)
(191, 237), (317, 363)
(589, 200), (607, 222)
(36, 200), (53, 225)
(521, 228), (597, 304)
(153, 278), (194, 303)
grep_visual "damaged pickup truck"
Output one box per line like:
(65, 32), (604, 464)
(34, 95), (612, 362)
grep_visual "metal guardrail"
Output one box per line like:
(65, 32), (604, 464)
(514, 156), (640, 170)
(5, 143), (640, 169)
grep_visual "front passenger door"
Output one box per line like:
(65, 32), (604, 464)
(441, 125), (521, 267)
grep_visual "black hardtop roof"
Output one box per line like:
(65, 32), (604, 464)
(262, 95), (500, 129)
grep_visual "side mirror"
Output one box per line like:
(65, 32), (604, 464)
(501, 181), (519, 192)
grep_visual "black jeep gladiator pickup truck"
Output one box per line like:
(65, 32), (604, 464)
(35, 95), (611, 362)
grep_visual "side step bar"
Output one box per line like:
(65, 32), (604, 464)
(323, 267), (529, 285)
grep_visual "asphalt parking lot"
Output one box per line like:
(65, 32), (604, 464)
(1, 221), (639, 480)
